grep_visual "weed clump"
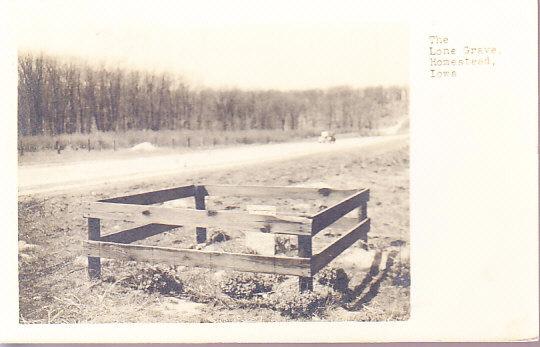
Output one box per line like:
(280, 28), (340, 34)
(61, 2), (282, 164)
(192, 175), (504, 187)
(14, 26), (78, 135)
(315, 267), (350, 293)
(267, 287), (341, 319)
(219, 272), (276, 299)
(120, 265), (183, 296)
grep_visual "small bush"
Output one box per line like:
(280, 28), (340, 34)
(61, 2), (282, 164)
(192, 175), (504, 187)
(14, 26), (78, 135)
(120, 265), (183, 296)
(316, 267), (350, 293)
(219, 272), (276, 299)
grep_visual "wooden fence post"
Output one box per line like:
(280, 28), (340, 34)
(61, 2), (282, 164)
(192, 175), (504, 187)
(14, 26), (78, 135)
(298, 235), (313, 292)
(194, 186), (207, 244)
(88, 217), (101, 279)
(358, 202), (368, 250)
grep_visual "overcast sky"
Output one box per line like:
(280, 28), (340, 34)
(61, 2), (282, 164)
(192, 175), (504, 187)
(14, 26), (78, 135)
(13, 0), (409, 90)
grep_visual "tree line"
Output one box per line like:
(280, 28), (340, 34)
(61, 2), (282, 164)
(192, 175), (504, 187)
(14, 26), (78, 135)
(18, 53), (408, 136)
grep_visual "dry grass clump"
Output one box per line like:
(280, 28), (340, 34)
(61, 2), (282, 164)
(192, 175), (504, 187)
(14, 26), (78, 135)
(267, 286), (342, 319)
(219, 272), (279, 299)
(215, 271), (350, 319)
(315, 267), (351, 293)
(108, 264), (184, 296)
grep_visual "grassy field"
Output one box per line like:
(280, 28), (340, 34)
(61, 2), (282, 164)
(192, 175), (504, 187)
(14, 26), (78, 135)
(18, 140), (409, 323)
(17, 132), (384, 166)
(18, 129), (339, 165)
(17, 114), (408, 161)
(19, 129), (324, 153)
(18, 121), (408, 166)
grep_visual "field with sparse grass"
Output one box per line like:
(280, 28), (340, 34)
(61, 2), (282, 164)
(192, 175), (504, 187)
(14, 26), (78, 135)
(18, 139), (409, 323)
(19, 129), (324, 153)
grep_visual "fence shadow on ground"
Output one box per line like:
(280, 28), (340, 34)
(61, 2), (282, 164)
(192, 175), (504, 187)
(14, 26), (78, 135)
(343, 249), (399, 311)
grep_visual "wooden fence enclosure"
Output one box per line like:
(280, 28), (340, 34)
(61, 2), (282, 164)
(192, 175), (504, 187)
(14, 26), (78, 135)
(82, 184), (370, 292)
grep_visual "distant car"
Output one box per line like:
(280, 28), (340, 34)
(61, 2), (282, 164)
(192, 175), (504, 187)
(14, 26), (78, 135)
(318, 131), (336, 143)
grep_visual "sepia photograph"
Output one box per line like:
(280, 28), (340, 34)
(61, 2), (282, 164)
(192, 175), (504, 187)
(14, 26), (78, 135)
(3, 0), (538, 343)
(15, 1), (410, 324)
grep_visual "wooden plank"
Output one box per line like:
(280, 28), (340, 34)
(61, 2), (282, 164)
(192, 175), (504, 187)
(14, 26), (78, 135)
(100, 185), (196, 205)
(311, 218), (370, 274)
(194, 186), (207, 244)
(247, 205), (277, 216)
(87, 218), (101, 279)
(298, 235), (313, 292)
(359, 202), (368, 220)
(311, 189), (369, 235)
(84, 202), (312, 235)
(100, 224), (179, 244)
(201, 185), (359, 200)
(82, 240), (311, 277)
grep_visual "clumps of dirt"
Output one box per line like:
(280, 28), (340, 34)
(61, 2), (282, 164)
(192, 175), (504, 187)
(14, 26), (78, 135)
(187, 231), (233, 250)
(315, 267), (351, 293)
(112, 265), (184, 296)
(219, 272), (277, 299)
(208, 231), (231, 244)
(274, 236), (297, 256)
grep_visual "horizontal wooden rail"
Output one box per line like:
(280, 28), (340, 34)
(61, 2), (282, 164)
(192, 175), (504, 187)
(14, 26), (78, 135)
(85, 202), (312, 235)
(83, 240), (311, 276)
(100, 185), (196, 205)
(201, 185), (359, 200)
(100, 223), (179, 244)
(311, 189), (369, 235)
(311, 218), (370, 274)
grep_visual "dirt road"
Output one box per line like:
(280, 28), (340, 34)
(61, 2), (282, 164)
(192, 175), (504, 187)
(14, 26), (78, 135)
(18, 133), (408, 196)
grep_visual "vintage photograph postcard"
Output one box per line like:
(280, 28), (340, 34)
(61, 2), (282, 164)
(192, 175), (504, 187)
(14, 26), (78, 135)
(0, 0), (537, 343)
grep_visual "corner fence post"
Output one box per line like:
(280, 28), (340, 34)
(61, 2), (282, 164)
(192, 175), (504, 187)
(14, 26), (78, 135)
(298, 234), (313, 292)
(194, 186), (207, 243)
(88, 217), (101, 279)
(359, 202), (369, 250)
